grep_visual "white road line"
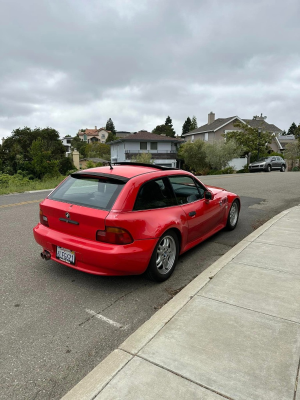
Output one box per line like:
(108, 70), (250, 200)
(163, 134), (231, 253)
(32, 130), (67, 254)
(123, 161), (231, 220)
(85, 309), (125, 329)
(26, 188), (54, 193)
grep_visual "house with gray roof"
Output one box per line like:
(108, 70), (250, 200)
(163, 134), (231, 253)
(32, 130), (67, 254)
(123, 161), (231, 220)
(109, 130), (184, 168)
(183, 112), (284, 153)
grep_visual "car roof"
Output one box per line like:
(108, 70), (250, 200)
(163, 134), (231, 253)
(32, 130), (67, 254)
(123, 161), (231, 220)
(79, 164), (169, 179)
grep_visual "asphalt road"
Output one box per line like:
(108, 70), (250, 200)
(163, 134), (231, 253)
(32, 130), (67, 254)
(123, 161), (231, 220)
(1, 172), (300, 400)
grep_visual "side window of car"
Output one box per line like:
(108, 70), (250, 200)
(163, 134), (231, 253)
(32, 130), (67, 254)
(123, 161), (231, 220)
(133, 178), (177, 211)
(168, 176), (204, 205)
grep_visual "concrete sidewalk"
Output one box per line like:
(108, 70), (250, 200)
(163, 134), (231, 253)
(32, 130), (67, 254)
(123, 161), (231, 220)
(62, 206), (300, 400)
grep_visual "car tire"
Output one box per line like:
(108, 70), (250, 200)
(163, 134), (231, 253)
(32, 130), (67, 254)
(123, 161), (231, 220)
(266, 164), (272, 172)
(280, 164), (286, 172)
(226, 200), (240, 231)
(145, 230), (179, 282)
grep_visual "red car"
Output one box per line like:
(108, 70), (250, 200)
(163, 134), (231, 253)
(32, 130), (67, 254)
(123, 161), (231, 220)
(33, 163), (240, 282)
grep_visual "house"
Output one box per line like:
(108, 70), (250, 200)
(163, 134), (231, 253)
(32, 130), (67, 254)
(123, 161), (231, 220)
(277, 134), (297, 150)
(183, 112), (284, 153)
(109, 130), (184, 168)
(61, 136), (74, 156)
(78, 126), (110, 144)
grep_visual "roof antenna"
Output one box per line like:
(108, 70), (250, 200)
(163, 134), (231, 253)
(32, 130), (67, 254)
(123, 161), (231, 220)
(108, 161), (113, 170)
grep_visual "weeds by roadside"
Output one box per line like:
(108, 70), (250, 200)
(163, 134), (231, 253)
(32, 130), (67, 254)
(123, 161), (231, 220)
(0, 175), (65, 195)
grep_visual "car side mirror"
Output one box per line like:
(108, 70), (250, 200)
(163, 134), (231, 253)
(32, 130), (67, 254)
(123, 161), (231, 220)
(204, 191), (214, 201)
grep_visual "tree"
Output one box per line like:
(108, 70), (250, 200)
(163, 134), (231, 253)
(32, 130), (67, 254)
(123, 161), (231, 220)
(71, 135), (88, 156)
(204, 140), (243, 170)
(58, 157), (75, 174)
(105, 118), (116, 135)
(29, 138), (60, 179)
(85, 143), (110, 159)
(294, 123), (300, 143)
(152, 124), (175, 137)
(281, 130), (287, 136)
(1, 127), (65, 176)
(226, 121), (273, 159)
(190, 116), (198, 131)
(178, 140), (208, 172)
(182, 117), (192, 135)
(288, 122), (297, 136)
(165, 116), (176, 136)
(131, 153), (153, 164)
(284, 142), (300, 169)
(106, 131), (117, 143)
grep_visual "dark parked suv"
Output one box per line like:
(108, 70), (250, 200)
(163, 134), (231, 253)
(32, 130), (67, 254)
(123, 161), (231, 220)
(249, 156), (286, 172)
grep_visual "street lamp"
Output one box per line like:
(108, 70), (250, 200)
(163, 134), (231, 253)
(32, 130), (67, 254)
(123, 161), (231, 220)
(257, 127), (262, 161)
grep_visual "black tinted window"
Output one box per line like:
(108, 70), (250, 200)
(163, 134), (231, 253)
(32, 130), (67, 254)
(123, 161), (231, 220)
(169, 176), (204, 204)
(48, 176), (124, 210)
(134, 178), (177, 210)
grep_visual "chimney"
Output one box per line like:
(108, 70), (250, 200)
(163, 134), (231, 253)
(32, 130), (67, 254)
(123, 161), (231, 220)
(208, 112), (215, 125)
(95, 126), (97, 130)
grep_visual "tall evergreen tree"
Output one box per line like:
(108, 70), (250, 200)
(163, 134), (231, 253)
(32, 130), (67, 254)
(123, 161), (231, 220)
(182, 117), (192, 135)
(152, 125), (175, 137)
(288, 122), (297, 136)
(105, 131), (117, 143)
(164, 116), (176, 136)
(105, 118), (116, 135)
(190, 116), (198, 131)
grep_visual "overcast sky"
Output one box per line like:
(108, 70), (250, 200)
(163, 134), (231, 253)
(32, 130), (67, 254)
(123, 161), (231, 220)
(1, 0), (299, 141)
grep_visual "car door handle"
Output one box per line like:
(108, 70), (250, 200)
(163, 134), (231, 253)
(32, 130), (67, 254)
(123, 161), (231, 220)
(189, 211), (196, 217)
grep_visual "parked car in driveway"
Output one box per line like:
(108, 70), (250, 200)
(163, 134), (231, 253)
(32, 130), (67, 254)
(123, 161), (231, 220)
(33, 163), (240, 282)
(249, 156), (286, 172)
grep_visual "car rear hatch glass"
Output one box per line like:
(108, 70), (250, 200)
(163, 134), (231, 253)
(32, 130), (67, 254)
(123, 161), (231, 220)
(43, 174), (127, 240)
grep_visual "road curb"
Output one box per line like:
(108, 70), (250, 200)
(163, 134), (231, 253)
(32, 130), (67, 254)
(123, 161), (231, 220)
(61, 205), (298, 400)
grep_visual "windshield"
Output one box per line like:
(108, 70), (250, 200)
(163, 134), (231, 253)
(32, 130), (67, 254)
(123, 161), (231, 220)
(48, 176), (125, 210)
(257, 158), (268, 162)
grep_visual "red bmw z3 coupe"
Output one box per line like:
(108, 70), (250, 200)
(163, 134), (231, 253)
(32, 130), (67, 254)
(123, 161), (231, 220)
(33, 163), (240, 282)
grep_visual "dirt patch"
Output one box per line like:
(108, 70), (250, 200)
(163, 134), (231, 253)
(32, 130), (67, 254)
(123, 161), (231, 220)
(251, 217), (270, 231)
(154, 285), (186, 310)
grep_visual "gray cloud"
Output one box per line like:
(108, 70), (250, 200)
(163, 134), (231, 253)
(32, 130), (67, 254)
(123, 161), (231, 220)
(0, 0), (300, 141)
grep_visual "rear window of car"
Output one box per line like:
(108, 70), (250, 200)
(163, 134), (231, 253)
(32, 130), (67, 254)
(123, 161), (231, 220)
(48, 175), (125, 210)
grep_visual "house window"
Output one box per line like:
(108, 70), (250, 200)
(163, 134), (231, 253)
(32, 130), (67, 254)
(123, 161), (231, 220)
(101, 134), (105, 139)
(140, 142), (147, 150)
(191, 135), (194, 143)
(204, 133), (208, 141)
(150, 142), (157, 150)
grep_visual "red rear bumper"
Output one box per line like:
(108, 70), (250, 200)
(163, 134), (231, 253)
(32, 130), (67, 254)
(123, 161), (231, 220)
(33, 223), (157, 276)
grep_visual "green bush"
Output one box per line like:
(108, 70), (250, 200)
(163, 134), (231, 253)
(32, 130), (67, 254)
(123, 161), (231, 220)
(59, 157), (75, 175)
(0, 174), (11, 187)
(269, 152), (285, 159)
(292, 166), (300, 171)
(207, 166), (235, 175)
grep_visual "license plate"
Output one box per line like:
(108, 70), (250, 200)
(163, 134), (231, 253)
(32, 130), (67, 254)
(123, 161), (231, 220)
(56, 246), (75, 265)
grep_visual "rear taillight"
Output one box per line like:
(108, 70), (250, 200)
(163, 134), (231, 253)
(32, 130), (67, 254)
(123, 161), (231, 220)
(39, 209), (49, 227)
(96, 227), (133, 245)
